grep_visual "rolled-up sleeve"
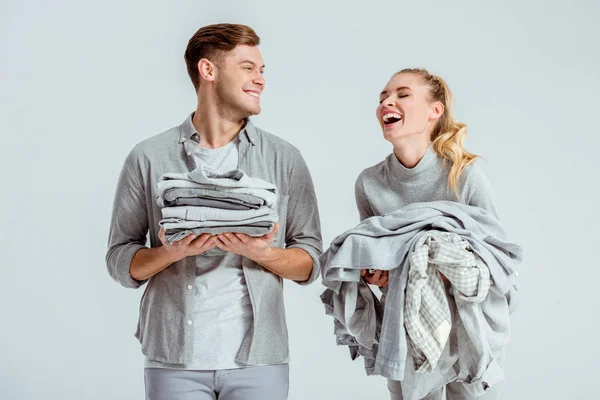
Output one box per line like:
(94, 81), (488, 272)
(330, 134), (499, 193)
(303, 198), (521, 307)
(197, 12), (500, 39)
(105, 147), (149, 289)
(284, 151), (323, 285)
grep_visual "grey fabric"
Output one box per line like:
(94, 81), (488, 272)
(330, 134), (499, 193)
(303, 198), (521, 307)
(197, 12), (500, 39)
(388, 379), (500, 400)
(405, 231), (490, 373)
(192, 134), (240, 174)
(160, 213), (277, 230)
(160, 187), (265, 209)
(147, 130), (252, 371)
(354, 146), (498, 222)
(106, 114), (323, 366)
(319, 201), (522, 397)
(165, 223), (276, 243)
(157, 166), (278, 208)
(144, 364), (289, 400)
(167, 197), (255, 210)
(388, 379), (444, 400)
(161, 205), (275, 223)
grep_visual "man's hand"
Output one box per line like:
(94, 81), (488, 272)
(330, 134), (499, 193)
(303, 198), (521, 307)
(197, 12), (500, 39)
(158, 227), (218, 263)
(129, 228), (218, 282)
(361, 269), (389, 287)
(214, 224), (279, 263)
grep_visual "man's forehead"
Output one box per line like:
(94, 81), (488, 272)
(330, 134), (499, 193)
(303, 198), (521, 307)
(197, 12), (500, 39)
(226, 45), (264, 64)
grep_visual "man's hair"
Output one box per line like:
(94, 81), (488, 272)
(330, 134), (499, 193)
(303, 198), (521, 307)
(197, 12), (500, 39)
(184, 23), (260, 90)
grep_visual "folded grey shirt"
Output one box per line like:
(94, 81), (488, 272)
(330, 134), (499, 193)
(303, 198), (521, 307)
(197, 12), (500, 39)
(165, 197), (254, 211)
(157, 166), (278, 208)
(160, 212), (279, 230)
(165, 225), (275, 243)
(161, 205), (274, 222)
(159, 187), (265, 209)
(320, 201), (523, 397)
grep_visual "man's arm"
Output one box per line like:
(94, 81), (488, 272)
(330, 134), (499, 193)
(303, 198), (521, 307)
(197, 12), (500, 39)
(216, 225), (313, 281)
(106, 147), (221, 286)
(129, 229), (218, 281)
(215, 150), (323, 283)
(106, 147), (151, 289)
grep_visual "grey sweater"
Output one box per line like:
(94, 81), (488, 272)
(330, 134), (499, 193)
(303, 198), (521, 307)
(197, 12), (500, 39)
(355, 146), (497, 220)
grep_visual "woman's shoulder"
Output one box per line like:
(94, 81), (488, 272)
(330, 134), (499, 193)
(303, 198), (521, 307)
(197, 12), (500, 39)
(461, 159), (491, 188)
(356, 155), (392, 185)
(460, 158), (498, 215)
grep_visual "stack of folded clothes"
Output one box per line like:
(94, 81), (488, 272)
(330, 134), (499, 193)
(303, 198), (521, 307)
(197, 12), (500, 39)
(156, 166), (278, 243)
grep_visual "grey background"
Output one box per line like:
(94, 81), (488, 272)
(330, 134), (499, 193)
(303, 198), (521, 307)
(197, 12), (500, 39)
(1, 0), (598, 399)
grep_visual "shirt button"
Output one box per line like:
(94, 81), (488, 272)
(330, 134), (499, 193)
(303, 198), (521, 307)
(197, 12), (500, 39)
(187, 320), (192, 325)
(187, 285), (193, 290)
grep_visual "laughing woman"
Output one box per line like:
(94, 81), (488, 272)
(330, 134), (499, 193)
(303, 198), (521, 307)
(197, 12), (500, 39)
(356, 68), (501, 400)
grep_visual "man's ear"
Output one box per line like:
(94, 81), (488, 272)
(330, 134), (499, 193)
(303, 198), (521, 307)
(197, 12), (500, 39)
(198, 58), (216, 82)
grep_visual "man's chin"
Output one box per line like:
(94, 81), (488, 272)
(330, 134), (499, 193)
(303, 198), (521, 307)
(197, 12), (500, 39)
(246, 106), (261, 116)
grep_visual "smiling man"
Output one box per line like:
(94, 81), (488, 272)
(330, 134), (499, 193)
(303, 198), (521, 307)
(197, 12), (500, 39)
(106, 24), (322, 400)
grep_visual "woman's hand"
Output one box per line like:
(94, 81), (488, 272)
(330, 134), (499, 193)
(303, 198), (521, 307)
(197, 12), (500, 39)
(360, 269), (389, 287)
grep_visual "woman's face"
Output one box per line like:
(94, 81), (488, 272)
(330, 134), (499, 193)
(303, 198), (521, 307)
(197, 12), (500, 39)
(376, 73), (442, 142)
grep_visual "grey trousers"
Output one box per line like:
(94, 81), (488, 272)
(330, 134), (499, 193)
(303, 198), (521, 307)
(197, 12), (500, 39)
(144, 364), (289, 400)
(388, 380), (500, 400)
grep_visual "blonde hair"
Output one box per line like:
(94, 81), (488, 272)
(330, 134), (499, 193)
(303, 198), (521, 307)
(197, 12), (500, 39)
(395, 68), (478, 197)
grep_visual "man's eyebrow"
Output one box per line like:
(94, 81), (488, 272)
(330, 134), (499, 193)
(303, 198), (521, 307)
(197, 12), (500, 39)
(239, 60), (265, 69)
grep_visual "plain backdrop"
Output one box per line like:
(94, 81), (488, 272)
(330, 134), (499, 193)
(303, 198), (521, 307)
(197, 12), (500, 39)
(1, 0), (599, 399)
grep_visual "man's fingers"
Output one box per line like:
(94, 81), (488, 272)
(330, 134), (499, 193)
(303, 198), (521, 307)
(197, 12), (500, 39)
(194, 234), (214, 248)
(158, 227), (168, 246)
(214, 239), (227, 250)
(224, 233), (243, 245)
(201, 236), (218, 250)
(260, 224), (279, 242)
(182, 234), (198, 246)
(190, 233), (211, 246)
(218, 234), (233, 246)
(234, 233), (249, 244)
(360, 269), (367, 277)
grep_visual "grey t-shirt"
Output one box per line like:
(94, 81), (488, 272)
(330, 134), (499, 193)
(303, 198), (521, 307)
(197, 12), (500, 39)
(355, 146), (497, 221)
(147, 136), (254, 370)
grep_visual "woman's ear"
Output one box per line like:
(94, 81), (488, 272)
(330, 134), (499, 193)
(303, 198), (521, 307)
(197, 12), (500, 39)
(429, 101), (445, 121)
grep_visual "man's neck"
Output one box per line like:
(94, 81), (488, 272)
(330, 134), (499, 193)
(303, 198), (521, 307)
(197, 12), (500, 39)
(192, 99), (245, 149)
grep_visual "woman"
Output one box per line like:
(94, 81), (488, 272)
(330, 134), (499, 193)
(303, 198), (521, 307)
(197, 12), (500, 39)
(356, 68), (500, 399)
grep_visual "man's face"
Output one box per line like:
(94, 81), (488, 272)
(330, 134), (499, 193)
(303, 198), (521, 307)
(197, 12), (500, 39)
(214, 45), (265, 119)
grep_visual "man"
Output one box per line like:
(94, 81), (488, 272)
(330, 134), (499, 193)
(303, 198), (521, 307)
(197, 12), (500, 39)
(106, 23), (322, 400)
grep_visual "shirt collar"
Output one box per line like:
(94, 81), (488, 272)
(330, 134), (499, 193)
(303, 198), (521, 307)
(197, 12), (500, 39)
(178, 113), (258, 146)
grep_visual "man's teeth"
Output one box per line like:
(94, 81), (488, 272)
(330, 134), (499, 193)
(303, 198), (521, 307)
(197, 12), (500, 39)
(247, 91), (260, 98)
(383, 113), (402, 123)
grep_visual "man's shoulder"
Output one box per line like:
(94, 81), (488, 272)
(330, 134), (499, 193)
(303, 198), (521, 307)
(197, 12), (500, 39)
(254, 125), (299, 151)
(128, 125), (181, 160)
(253, 125), (302, 157)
